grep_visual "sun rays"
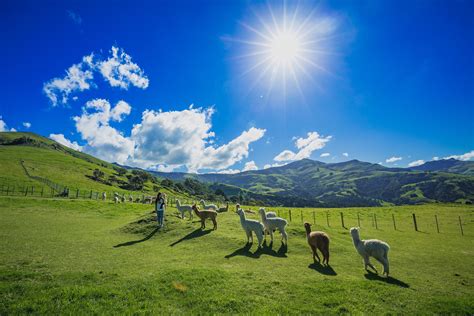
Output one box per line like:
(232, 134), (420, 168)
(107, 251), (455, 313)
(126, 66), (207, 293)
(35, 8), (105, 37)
(227, 2), (340, 102)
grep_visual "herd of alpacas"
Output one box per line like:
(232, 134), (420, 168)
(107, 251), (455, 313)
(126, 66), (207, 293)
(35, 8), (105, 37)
(177, 200), (391, 277)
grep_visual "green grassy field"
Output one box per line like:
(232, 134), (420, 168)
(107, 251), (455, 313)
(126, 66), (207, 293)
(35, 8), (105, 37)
(1, 196), (473, 314)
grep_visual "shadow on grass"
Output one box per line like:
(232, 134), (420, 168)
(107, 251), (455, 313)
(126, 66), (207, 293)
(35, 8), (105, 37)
(225, 240), (287, 259)
(364, 271), (410, 288)
(169, 228), (212, 247)
(308, 262), (337, 276)
(114, 227), (159, 248)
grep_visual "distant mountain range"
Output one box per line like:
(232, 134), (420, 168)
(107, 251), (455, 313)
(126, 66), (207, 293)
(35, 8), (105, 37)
(2, 131), (473, 207)
(151, 158), (474, 207)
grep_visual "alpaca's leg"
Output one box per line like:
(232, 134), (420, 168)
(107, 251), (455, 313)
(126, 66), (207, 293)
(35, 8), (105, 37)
(246, 230), (251, 243)
(201, 219), (205, 229)
(281, 228), (288, 244)
(364, 256), (378, 273)
(256, 230), (263, 248)
(381, 255), (389, 276)
(311, 245), (319, 263)
(213, 217), (217, 230)
(269, 228), (274, 243)
(321, 246), (329, 265)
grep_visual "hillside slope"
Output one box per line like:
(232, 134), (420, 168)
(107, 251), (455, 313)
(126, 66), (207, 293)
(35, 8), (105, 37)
(0, 132), (184, 199)
(153, 159), (474, 207)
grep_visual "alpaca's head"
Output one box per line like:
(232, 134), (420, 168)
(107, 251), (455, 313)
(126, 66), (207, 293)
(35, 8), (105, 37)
(199, 200), (205, 205)
(176, 199), (180, 206)
(350, 227), (360, 239)
(258, 208), (266, 218)
(304, 222), (312, 230)
(192, 204), (199, 212)
(236, 208), (244, 217)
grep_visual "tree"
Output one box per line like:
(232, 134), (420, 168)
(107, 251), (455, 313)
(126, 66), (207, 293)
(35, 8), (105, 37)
(93, 169), (104, 180)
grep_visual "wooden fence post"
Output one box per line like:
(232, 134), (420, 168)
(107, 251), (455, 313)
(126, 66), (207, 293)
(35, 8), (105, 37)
(374, 214), (378, 230)
(435, 215), (439, 233)
(459, 216), (464, 236)
(31, 186), (34, 195)
(6, 186), (9, 196)
(313, 210), (316, 225)
(392, 214), (396, 230)
(76, 189), (79, 198)
(412, 213), (418, 232)
(90, 190), (93, 199)
(340, 212), (345, 228)
(289, 210), (292, 222)
(371, 214), (374, 227)
(25, 186), (28, 196)
(41, 187), (44, 197)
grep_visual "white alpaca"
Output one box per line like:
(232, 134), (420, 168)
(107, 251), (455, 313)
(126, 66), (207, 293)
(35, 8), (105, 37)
(200, 199), (218, 211)
(266, 211), (277, 218)
(350, 227), (390, 276)
(258, 208), (288, 244)
(236, 208), (264, 248)
(176, 199), (193, 219)
(114, 196), (119, 204)
(129, 195), (133, 202)
(102, 192), (107, 201)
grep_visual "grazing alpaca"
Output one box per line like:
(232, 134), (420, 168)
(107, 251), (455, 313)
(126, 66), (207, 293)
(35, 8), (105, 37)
(236, 207), (265, 248)
(200, 199), (218, 211)
(304, 222), (330, 265)
(258, 208), (288, 244)
(266, 211), (277, 218)
(134, 197), (141, 203)
(121, 195), (126, 203)
(217, 203), (229, 213)
(350, 227), (390, 276)
(192, 204), (217, 230)
(114, 196), (119, 204)
(129, 195), (133, 202)
(176, 199), (193, 219)
(102, 192), (107, 201)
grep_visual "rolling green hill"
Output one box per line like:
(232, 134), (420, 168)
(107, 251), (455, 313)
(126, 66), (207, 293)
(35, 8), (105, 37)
(0, 132), (191, 201)
(153, 159), (474, 207)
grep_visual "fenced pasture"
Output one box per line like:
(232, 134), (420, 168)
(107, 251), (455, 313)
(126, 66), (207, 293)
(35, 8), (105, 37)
(0, 196), (473, 314)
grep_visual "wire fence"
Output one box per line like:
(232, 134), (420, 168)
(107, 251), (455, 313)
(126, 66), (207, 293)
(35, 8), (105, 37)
(265, 208), (472, 236)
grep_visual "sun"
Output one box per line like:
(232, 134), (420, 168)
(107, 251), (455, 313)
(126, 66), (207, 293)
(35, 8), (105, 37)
(227, 3), (339, 100)
(269, 29), (303, 66)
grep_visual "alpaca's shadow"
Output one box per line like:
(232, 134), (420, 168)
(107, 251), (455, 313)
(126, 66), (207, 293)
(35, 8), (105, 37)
(169, 228), (212, 247)
(364, 271), (410, 288)
(113, 227), (159, 248)
(308, 262), (337, 276)
(224, 240), (287, 259)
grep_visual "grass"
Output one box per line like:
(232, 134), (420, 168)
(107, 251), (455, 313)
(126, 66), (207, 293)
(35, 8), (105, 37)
(1, 196), (473, 314)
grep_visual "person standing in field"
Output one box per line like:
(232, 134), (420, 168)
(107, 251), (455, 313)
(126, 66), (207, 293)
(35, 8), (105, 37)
(155, 192), (166, 228)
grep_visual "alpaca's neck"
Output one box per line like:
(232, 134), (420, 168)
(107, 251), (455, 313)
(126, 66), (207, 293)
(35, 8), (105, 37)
(351, 233), (361, 247)
(304, 226), (312, 236)
(193, 208), (201, 217)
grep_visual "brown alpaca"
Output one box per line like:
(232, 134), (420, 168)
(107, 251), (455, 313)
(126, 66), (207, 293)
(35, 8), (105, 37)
(304, 222), (330, 265)
(192, 204), (218, 230)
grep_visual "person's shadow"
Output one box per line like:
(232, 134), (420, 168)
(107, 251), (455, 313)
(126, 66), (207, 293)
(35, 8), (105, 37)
(308, 262), (337, 276)
(225, 240), (288, 259)
(114, 227), (159, 248)
(364, 271), (410, 288)
(169, 228), (212, 247)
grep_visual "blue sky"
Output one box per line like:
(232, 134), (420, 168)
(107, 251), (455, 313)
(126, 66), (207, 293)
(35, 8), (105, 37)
(1, 0), (473, 173)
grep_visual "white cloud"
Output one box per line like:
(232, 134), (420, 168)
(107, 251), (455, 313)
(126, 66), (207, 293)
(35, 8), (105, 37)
(67, 10), (82, 25)
(444, 150), (474, 161)
(22, 122), (31, 129)
(263, 162), (287, 169)
(320, 152), (330, 157)
(0, 117), (7, 132)
(274, 131), (331, 162)
(215, 169), (241, 174)
(242, 160), (258, 172)
(43, 54), (95, 106)
(386, 156), (402, 163)
(432, 156), (439, 161)
(98, 46), (149, 90)
(49, 133), (83, 151)
(129, 107), (265, 173)
(148, 164), (180, 173)
(408, 160), (425, 167)
(73, 99), (134, 164)
(342, 152), (349, 157)
(0, 116), (15, 132)
(43, 46), (148, 106)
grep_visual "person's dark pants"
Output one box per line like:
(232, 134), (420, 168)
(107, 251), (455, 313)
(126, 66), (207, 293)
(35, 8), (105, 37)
(156, 210), (164, 226)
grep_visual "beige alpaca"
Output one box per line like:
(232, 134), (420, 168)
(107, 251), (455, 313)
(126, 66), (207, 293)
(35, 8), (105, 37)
(192, 204), (218, 230)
